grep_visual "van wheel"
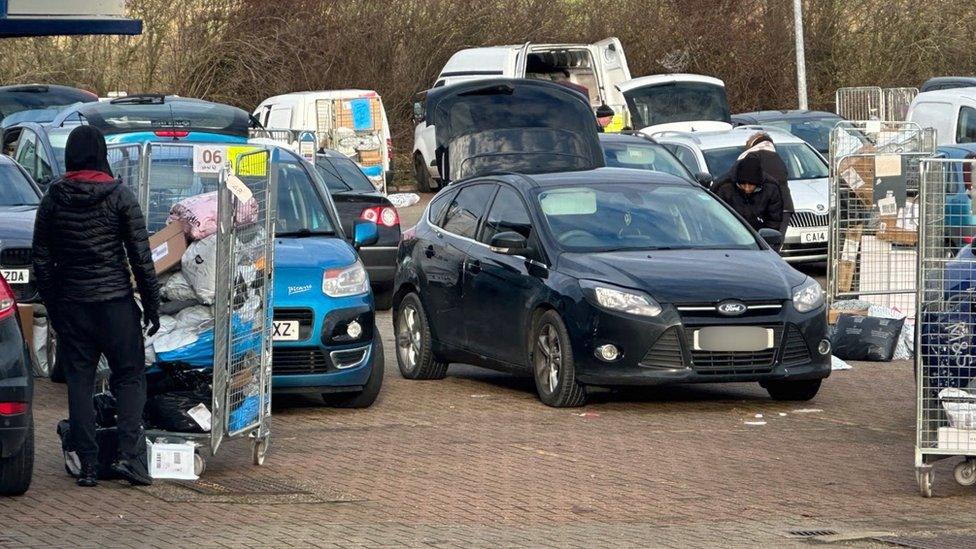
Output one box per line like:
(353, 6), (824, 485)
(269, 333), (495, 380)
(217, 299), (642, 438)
(531, 311), (586, 407)
(0, 415), (33, 496)
(325, 333), (384, 409)
(765, 379), (822, 401)
(414, 154), (436, 193)
(395, 293), (448, 380)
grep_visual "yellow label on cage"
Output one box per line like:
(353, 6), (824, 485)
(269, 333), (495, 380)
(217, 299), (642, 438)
(229, 146), (267, 177)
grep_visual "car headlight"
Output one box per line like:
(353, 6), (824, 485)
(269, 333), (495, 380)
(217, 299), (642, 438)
(792, 277), (824, 313)
(580, 280), (662, 317)
(323, 260), (370, 297)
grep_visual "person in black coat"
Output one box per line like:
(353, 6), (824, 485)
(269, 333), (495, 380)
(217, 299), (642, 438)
(714, 132), (794, 233)
(712, 153), (785, 233)
(32, 125), (161, 488)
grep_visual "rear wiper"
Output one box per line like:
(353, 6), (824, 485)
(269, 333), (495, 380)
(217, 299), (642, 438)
(277, 229), (336, 238)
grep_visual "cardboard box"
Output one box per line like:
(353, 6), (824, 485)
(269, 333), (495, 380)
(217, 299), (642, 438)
(336, 96), (383, 132)
(357, 149), (383, 166)
(877, 198), (918, 246)
(838, 152), (875, 206)
(147, 440), (197, 480)
(17, 304), (32, 346)
(836, 225), (863, 293)
(149, 223), (187, 275)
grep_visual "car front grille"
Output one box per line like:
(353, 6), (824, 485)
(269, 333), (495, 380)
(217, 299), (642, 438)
(676, 301), (784, 320)
(780, 325), (812, 366)
(639, 328), (685, 369)
(272, 347), (329, 375)
(684, 325), (783, 375)
(789, 211), (828, 228)
(0, 247), (38, 303)
(273, 308), (315, 341)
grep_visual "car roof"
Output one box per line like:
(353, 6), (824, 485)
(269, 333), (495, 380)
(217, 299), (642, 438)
(732, 110), (841, 122)
(258, 90), (381, 103)
(480, 167), (693, 189)
(921, 76), (976, 91)
(651, 126), (805, 150)
(912, 87), (976, 104)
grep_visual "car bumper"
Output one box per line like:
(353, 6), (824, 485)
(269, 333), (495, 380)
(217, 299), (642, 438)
(566, 300), (831, 387)
(781, 231), (828, 264)
(360, 245), (398, 285)
(271, 300), (377, 394)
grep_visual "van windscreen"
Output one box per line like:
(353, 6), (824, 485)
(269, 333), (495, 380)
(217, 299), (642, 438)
(625, 82), (731, 129)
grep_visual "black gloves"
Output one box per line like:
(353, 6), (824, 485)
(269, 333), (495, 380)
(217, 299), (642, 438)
(144, 309), (161, 337)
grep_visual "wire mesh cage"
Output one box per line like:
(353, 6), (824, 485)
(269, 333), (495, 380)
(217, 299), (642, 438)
(883, 87), (920, 123)
(915, 157), (976, 496)
(836, 87), (884, 121)
(827, 121), (937, 318)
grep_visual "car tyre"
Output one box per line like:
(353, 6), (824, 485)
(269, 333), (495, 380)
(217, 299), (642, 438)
(395, 293), (448, 380)
(0, 415), (33, 496)
(325, 333), (384, 409)
(764, 379), (822, 401)
(531, 310), (586, 408)
(414, 154), (436, 193)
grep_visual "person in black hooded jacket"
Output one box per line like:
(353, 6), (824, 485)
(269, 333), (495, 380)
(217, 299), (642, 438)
(32, 125), (160, 488)
(713, 132), (794, 233)
(712, 153), (784, 234)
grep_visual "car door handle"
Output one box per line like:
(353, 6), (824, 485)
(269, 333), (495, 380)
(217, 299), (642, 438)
(465, 259), (481, 274)
(424, 245), (435, 258)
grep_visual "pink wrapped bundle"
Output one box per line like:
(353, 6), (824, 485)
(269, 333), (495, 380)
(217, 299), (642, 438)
(167, 192), (259, 241)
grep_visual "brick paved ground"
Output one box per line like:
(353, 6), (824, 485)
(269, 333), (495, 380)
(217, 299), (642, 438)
(2, 196), (970, 548)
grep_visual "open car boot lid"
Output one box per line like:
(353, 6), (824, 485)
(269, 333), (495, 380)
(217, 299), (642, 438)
(424, 78), (604, 182)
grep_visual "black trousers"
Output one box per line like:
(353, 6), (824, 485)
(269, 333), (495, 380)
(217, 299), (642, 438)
(57, 297), (146, 464)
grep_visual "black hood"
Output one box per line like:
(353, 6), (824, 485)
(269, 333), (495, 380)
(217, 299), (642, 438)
(64, 125), (114, 176)
(51, 177), (121, 208)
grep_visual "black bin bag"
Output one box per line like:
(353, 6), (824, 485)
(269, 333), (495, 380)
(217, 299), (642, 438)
(145, 390), (211, 433)
(830, 315), (905, 362)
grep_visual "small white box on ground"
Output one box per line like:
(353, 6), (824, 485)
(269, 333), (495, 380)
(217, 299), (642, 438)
(148, 441), (197, 480)
(937, 427), (976, 451)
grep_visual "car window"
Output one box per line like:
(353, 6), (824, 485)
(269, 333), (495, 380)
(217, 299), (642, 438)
(602, 140), (693, 180)
(267, 106), (292, 129)
(625, 82), (731, 128)
(35, 140), (54, 187)
(957, 107), (976, 144)
(663, 144), (700, 173)
(537, 184), (758, 252)
(0, 164), (40, 206)
(442, 184), (495, 239)
(427, 189), (456, 228)
(275, 158), (336, 235)
(315, 155), (377, 192)
(702, 143), (828, 181)
(14, 130), (38, 179)
(0, 86), (96, 123)
(480, 185), (532, 245)
(78, 98), (251, 137)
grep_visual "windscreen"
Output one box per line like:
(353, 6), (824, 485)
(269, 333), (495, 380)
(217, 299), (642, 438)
(703, 143), (828, 181)
(537, 183), (758, 252)
(625, 82), (731, 128)
(0, 164), (40, 206)
(275, 156), (336, 235)
(79, 100), (250, 136)
(315, 155), (377, 192)
(0, 87), (96, 123)
(601, 140), (694, 180)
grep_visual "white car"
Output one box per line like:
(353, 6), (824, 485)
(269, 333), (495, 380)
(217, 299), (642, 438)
(653, 126), (830, 263)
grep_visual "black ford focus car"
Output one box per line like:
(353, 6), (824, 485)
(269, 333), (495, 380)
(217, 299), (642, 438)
(392, 78), (830, 407)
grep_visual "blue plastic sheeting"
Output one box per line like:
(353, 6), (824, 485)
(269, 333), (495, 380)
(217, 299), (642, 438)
(360, 165), (383, 178)
(350, 98), (373, 131)
(228, 394), (260, 433)
(156, 316), (261, 368)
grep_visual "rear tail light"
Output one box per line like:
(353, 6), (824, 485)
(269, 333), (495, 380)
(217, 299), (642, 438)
(154, 130), (190, 139)
(386, 138), (394, 161)
(0, 402), (28, 416)
(360, 206), (399, 228)
(0, 275), (15, 321)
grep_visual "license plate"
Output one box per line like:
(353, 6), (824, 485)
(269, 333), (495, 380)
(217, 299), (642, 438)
(799, 229), (828, 243)
(0, 269), (28, 284)
(693, 326), (774, 352)
(272, 320), (300, 341)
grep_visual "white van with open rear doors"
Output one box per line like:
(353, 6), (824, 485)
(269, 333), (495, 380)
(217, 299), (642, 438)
(620, 74), (732, 135)
(412, 38), (631, 191)
(907, 88), (976, 146)
(254, 90), (393, 192)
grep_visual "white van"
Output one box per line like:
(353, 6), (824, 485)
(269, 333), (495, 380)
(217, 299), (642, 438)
(254, 90), (393, 191)
(906, 88), (976, 146)
(412, 38), (631, 191)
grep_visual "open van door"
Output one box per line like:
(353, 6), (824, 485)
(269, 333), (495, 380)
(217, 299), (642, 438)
(425, 78), (604, 182)
(619, 74), (732, 134)
(593, 37), (631, 107)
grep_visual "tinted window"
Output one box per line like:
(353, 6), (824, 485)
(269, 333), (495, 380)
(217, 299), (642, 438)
(625, 82), (731, 129)
(315, 155), (377, 192)
(537, 184), (758, 252)
(756, 117), (841, 155)
(428, 189), (456, 227)
(958, 107), (976, 144)
(0, 86), (96, 123)
(276, 158), (335, 235)
(664, 144), (700, 173)
(78, 99), (250, 137)
(14, 130), (38, 178)
(703, 143), (827, 181)
(442, 184), (495, 239)
(481, 186), (531, 244)
(602, 140), (693, 180)
(0, 164), (40, 206)
(35, 141), (54, 187)
(47, 128), (71, 172)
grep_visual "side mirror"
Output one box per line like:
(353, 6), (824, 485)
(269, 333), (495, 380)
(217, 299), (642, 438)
(489, 231), (528, 255)
(695, 172), (713, 188)
(758, 228), (783, 252)
(352, 219), (379, 249)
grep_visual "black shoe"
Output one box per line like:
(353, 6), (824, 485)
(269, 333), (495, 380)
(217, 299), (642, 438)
(76, 464), (98, 487)
(112, 457), (153, 486)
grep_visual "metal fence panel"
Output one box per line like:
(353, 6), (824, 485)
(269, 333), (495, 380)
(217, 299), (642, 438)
(883, 87), (919, 122)
(827, 121), (937, 317)
(914, 158), (976, 496)
(836, 87), (883, 121)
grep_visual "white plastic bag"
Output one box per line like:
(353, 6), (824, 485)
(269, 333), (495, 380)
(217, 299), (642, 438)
(151, 308), (212, 355)
(940, 388), (976, 429)
(181, 235), (218, 304)
(387, 193), (421, 208)
(161, 271), (198, 302)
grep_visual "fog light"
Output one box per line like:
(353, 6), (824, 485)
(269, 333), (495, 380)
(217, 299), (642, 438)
(595, 344), (620, 362)
(818, 339), (831, 355)
(346, 320), (363, 339)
